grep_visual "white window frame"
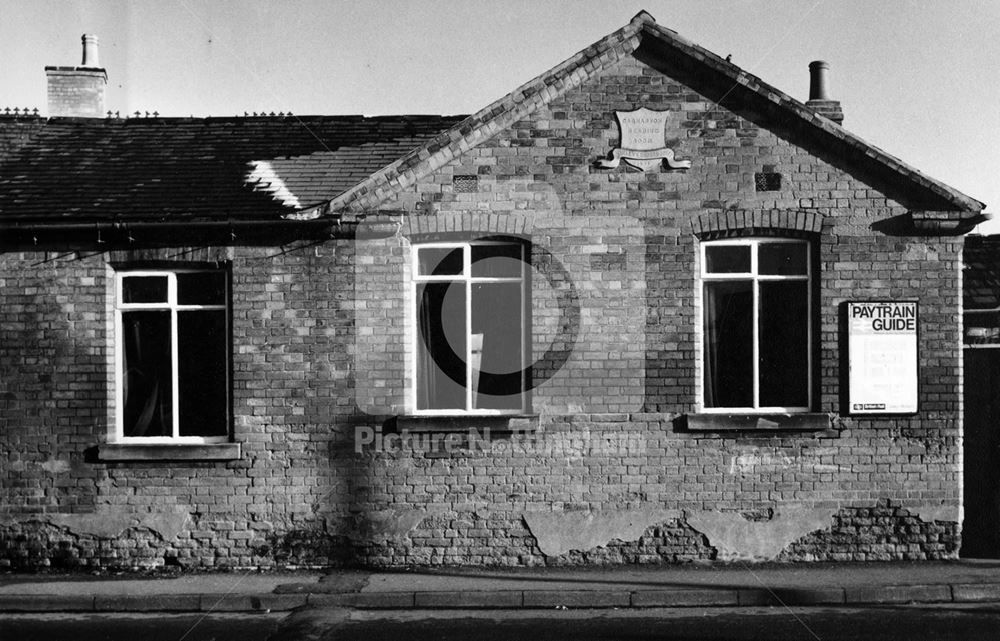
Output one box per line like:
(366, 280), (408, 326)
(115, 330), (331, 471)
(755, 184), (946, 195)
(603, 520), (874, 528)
(114, 269), (230, 443)
(699, 238), (813, 413)
(411, 240), (527, 416)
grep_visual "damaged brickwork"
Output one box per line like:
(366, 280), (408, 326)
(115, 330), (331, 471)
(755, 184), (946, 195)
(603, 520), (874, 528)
(0, 42), (967, 568)
(779, 500), (960, 562)
(0, 521), (178, 571)
(525, 516), (717, 565)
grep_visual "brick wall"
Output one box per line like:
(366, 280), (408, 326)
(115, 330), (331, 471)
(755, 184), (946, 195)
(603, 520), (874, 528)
(0, 53), (964, 569)
(45, 68), (106, 118)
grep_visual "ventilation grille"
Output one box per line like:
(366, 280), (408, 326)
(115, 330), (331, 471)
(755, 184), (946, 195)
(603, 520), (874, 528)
(453, 175), (479, 193)
(755, 172), (782, 192)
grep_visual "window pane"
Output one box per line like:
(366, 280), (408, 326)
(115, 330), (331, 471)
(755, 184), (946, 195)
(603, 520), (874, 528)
(417, 247), (463, 276)
(471, 244), (523, 278)
(759, 242), (808, 276)
(703, 281), (753, 408)
(178, 310), (228, 437)
(121, 311), (172, 437)
(416, 282), (467, 410)
(705, 245), (751, 273)
(122, 276), (168, 304)
(965, 311), (1000, 346)
(177, 271), (227, 306)
(472, 282), (523, 410)
(759, 281), (809, 407)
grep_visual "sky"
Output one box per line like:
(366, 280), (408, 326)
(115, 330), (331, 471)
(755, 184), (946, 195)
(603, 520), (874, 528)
(1, 0), (998, 231)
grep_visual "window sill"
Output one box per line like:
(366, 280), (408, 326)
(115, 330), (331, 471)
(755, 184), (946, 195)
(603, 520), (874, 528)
(680, 413), (833, 433)
(390, 414), (539, 434)
(96, 442), (242, 462)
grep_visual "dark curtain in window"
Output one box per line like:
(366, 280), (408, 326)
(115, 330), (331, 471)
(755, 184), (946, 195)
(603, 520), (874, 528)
(178, 310), (228, 436)
(122, 311), (172, 437)
(703, 282), (753, 408)
(416, 282), (466, 410)
(472, 282), (523, 410)
(759, 281), (809, 407)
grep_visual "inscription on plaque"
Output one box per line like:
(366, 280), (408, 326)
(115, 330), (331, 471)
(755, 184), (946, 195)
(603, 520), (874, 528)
(595, 107), (691, 171)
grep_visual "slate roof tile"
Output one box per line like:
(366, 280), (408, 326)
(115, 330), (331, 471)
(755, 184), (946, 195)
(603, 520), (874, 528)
(0, 114), (462, 223)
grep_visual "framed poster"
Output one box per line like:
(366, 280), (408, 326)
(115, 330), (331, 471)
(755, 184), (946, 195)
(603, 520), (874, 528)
(847, 301), (918, 415)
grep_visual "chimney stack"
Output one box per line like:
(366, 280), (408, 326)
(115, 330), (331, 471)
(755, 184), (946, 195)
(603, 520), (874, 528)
(45, 34), (107, 117)
(805, 60), (843, 124)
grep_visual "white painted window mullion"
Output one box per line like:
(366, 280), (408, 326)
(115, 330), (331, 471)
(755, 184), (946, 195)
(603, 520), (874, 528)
(465, 246), (473, 412)
(114, 274), (124, 441)
(751, 241), (760, 409)
(168, 273), (180, 439)
(806, 243), (813, 410)
(520, 244), (526, 412)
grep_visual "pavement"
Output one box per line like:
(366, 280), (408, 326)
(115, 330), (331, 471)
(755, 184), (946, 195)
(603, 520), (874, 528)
(1, 560), (1000, 613)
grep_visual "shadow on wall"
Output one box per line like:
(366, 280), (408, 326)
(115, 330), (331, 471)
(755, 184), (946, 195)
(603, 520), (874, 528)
(0, 255), (106, 524)
(962, 349), (1000, 559)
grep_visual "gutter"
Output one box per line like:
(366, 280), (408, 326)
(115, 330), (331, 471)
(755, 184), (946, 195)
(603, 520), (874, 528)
(911, 211), (992, 234)
(0, 217), (353, 247)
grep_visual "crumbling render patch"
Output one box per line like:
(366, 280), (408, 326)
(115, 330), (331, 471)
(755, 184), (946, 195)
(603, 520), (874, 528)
(351, 508), (429, 541)
(523, 508), (681, 557)
(687, 507), (833, 560)
(324, 508), (431, 542)
(38, 457), (72, 474)
(912, 504), (960, 524)
(45, 505), (191, 540)
(0, 512), (193, 571)
(727, 447), (842, 476)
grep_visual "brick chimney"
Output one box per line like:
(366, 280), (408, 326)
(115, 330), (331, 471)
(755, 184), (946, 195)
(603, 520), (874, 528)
(805, 60), (843, 124)
(45, 35), (107, 117)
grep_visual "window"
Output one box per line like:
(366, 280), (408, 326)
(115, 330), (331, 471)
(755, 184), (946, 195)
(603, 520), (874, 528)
(700, 239), (812, 412)
(413, 240), (527, 414)
(964, 310), (1000, 347)
(114, 268), (230, 442)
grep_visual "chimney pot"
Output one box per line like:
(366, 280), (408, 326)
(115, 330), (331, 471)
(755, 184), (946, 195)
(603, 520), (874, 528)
(81, 34), (100, 67)
(808, 60), (831, 100)
(806, 60), (843, 124)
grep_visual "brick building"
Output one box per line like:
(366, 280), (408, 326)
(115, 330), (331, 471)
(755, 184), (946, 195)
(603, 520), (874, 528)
(0, 14), (988, 570)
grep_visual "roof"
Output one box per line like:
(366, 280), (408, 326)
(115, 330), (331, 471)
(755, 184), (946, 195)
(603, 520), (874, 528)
(0, 114), (462, 223)
(0, 11), (985, 231)
(302, 11), (984, 221)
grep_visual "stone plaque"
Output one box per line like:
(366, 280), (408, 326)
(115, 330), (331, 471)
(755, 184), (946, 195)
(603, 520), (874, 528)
(595, 107), (691, 171)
